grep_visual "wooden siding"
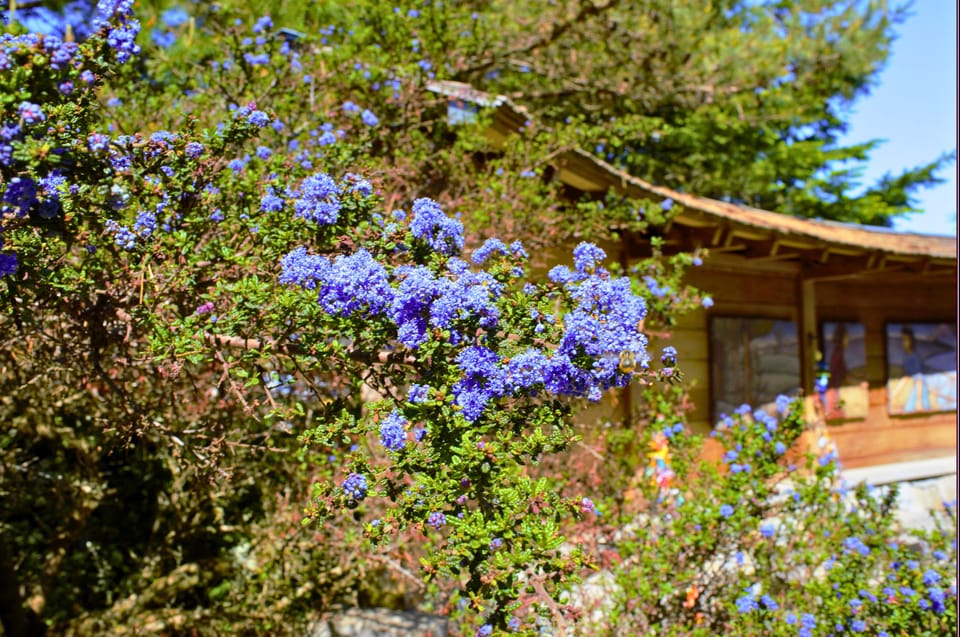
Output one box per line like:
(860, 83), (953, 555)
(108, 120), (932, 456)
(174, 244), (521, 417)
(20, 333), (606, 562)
(568, 246), (954, 470)
(662, 255), (957, 468)
(830, 408), (957, 468)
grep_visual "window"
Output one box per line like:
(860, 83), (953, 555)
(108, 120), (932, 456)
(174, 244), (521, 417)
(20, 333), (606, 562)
(886, 322), (957, 414)
(820, 321), (868, 420)
(710, 317), (800, 419)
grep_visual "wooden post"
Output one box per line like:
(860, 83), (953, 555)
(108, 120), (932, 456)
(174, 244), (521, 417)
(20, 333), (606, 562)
(799, 278), (818, 397)
(798, 277), (821, 431)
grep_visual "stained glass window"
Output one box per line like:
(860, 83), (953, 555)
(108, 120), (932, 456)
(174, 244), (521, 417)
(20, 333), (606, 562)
(820, 321), (868, 420)
(886, 323), (957, 414)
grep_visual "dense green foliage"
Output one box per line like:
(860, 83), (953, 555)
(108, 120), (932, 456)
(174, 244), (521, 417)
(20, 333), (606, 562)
(589, 401), (957, 636)
(128, 0), (955, 226)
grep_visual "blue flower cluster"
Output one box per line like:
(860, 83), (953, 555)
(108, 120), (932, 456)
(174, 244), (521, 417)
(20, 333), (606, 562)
(104, 219), (137, 250)
(132, 209), (157, 238)
(252, 15), (273, 33)
(361, 109), (379, 127)
(409, 197), (464, 255)
(572, 242), (605, 274)
(341, 473), (368, 500)
(843, 536), (871, 557)
(735, 593), (758, 613)
(18, 101), (45, 125)
(642, 274), (671, 298)
(185, 141), (205, 158)
(2, 177), (37, 216)
(279, 247), (328, 289)
(281, 197), (650, 423)
(453, 346), (504, 421)
(0, 123), (19, 166)
(379, 410), (407, 451)
(381, 258), (503, 348)
(407, 384), (430, 403)
(430, 268), (501, 332)
(232, 103), (271, 128)
(88, 133), (110, 153)
(4, 31), (78, 74)
(101, 189), (174, 250)
(389, 265), (441, 347)
(96, 0), (141, 63)
(504, 349), (550, 393)
(555, 247), (648, 376)
(162, 7), (190, 28)
(261, 186), (285, 213)
(0, 249), (16, 277)
(342, 173), (373, 196)
(661, 345), (677, 367)
(471, 237), (508, 265)
(784, 612), (819, 637)
(760, 594), (779, 610)
(314, 250), (392, 317)
(292, 173), (341, 224)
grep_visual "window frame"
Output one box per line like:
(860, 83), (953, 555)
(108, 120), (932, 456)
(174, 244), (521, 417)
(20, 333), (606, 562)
(707, 313), (801, 424)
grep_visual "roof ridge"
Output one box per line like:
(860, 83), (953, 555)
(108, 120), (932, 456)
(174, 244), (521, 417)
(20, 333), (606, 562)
(427, 82), (957, 260)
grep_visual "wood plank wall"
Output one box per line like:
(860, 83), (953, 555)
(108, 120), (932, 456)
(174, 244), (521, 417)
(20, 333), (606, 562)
(814, 276), (957, 467)
(662, 264), (958, 467)
(566, 251), (955, 470)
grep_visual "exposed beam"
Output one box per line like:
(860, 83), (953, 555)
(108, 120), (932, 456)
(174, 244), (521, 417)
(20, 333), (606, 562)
(801, 263), (911, 282)
(744, 251), (803, 263)
(711, 225), (726, 246)
(671, 214), (718, 229)
(708, 243), (749, 254)
(920, 267), (957, 278)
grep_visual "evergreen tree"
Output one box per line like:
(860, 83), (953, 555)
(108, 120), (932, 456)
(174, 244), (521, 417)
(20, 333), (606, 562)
(313, 0), (954, 226)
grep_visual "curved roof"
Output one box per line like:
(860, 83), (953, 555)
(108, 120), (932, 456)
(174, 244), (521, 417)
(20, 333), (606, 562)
(428, 80), (957, 267)
(558, 148), (957, 261)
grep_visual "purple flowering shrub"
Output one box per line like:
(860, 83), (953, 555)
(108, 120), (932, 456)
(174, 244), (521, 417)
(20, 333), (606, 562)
(0, 6), (397, 634)
(269, 189), (655, 630)
(557, 398), (958, 636)
(0, 6), (464, 634)
(0, 6), (665, 634)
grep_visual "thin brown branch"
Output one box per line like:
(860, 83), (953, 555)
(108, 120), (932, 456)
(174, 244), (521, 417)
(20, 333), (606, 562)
(461, 0), (621, 77)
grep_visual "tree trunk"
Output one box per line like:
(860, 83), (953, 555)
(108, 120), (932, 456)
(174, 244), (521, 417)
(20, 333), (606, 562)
(0, 536), (45, 637)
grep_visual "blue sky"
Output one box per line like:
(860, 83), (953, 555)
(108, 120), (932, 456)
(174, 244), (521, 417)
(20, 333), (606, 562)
(839, 0), (957, 236)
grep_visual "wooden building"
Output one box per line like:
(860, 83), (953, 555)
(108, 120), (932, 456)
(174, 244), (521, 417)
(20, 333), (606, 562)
(429, 81), (958, 472)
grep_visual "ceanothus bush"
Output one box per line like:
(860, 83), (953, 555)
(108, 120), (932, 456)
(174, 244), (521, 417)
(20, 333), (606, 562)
(0, 4), (657, 633)
(272, 186), (653, 629)
(560, 397), (957, 636)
